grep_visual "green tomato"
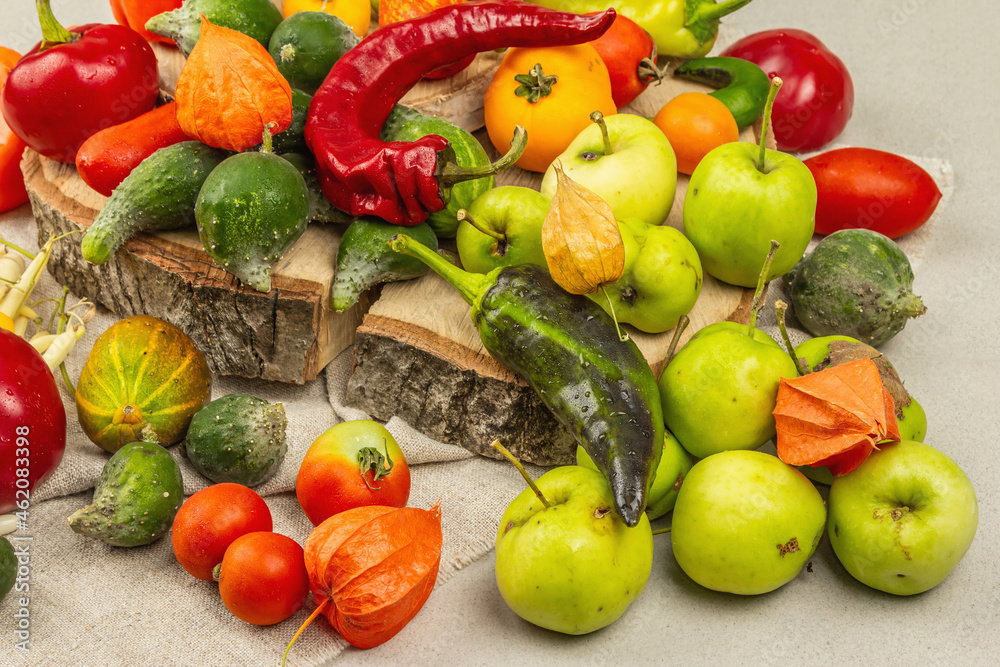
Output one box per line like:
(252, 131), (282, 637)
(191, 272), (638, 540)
(494, 466), (653, 635)
(671, 450), (827, 595)
(456, 186), (550, 274)
(659, 321), (799, 458)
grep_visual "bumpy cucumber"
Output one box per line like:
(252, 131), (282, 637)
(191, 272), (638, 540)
(381, 105), (494, 238)
(67, 442), (184, 547)
(184, 394), (288, 487)
(146, 0), (284, 56)
(785, 229), (926, 347)
(331, 217), (437, 312)
(81, 142), (231, 265)
(269, 11), (360, 95)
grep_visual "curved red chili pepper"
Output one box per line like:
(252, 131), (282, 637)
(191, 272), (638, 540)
(305, 0), (616, 225)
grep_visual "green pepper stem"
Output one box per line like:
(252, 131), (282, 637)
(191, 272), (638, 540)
(748, 240), (779, 331)
(757, 76), (782, 173)
(590, 111), (613, 156)
(36, 0), (75, 49)
(491, 440), (550, 508)
(438, 126), (527, 188)
(387, 234), (491, 306)
(775, 299), (807, 376)
(456, 209), (505, 243)
(689, 0), (755, 27)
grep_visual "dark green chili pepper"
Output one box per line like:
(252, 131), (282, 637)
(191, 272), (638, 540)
(388, 234), (664, 527)
(674, 56), (770, 129)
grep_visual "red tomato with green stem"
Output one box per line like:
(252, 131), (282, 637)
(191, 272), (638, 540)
(216, 532), (310, 626)
(588, 12), (663, 108)
(171, 483), (273, 581)
(804, 147), (942, 239)
(296, 420), (410, 526)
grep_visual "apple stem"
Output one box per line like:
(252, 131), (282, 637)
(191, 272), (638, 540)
(491, 440), (551, 508)
(590, 111), (613, 156)
(775, 299), (808, 376)
(748, 240), (779, 331)
(663, 315), (690, 366)
(756, 76), (782, 173)
(651, 525), (672, 535)
(600, 285), (629, 342)
(456, 209), (506, 243)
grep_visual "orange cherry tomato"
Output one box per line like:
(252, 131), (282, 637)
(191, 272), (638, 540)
(0, 46), (28, 213)
(484, 44), (617, 173)
(217, 532), (310, 626)
(653, 92), (739, 175)
(282, 0), (371, 38)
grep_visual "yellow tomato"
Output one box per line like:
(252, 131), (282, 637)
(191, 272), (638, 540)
(484, 44), (617, 174)
(282, 0), (371, 37)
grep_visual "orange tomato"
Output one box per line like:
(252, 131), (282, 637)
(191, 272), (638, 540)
(282, 0), (371, 37)
(653, 92), (739, 175)
(484, 44), (616, 173)
(0, 46), (28, 213)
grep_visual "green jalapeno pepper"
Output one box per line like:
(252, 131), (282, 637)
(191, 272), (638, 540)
(526, 0), (755, 58)
(673, 56), (770, 128)
(388, 234), (664, 527)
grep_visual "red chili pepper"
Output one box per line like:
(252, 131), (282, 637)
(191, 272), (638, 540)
(722, 29), (854, 152)
(109, 0), (183, 44)
(0, 0), (159, 164)
(305, 0), (616, 225)
(76, 102), (190, 197)
(0, 47), (28, 213)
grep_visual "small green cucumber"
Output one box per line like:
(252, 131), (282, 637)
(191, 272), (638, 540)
(146, 0), (284, 56)
(67, 441), (184, 547)
(279, 152), (352, 225)
(785, 229), (926, 347)
(0, 537), (14, 604)
(184, 394), (288, 487)
(331, 217), (438, 312)
(81, 142), (231, 265)
(268, 11), (360, 95)
(381, 105), (494, 238)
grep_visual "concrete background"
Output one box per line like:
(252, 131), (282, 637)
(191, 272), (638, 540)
(3, 1), (997, 664)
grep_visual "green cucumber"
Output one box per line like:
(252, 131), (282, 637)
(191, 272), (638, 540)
(196, 135), (310, 293)
(146, 0), (284, 56)
(279, 152), (352, 225)
(381, 105), (494, 238)
(269, 11), (360, 95)
(784, 229), (926, 347)
(67, 442), (184, 547)
(184, 394), (288, 487)
(268, 88), (312, 155)
(331, 217), (437, 312)
(81, 141), (231, 265)
(0, 537), (14, 604)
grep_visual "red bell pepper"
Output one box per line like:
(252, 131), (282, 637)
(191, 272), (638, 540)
(722, 29), (854, 152)
(0, 0), (160, 164)
(109, 0), (184, 44)
(0, 47), (28, 213)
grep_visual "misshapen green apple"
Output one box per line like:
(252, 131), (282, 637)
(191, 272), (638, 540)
(587, 217), (703, 333)
(456, 186), (550, 274)
(494, 466), (653, 634)
(540, 112), (677, 227)
(828, 440), (978, 596)
(671, 450), (826, 595)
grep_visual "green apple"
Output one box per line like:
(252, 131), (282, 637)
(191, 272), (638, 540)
(671, 450), (826, 595)
(659, 321), (799, 459)
(576, 429), (693, 521)
(494, 465), (653, 634)
(827, 440), (978, 596)
(540, 112), (677, 227)
(585, 217), (703, 334)
(455, 186), (550, 274)
(682, 79), (816, 287)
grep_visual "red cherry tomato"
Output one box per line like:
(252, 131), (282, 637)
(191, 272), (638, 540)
(804, 147), (942, 239)
(296, 420), (410, 526)
(1, 328), (66, 514)
(217, 532), (310, 626)
(722, 29), (854, 152)
(588, 12), (660, 108)
(171, 483), (273, 581)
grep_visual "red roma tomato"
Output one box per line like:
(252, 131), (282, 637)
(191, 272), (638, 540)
(296, 420), (410, 526)
(804, 147), (942, 239)
(217, 532), (310, 626)
(588, 12), (661, 108)
(1, 328), (66, 514)
(722, 29), (854, 152)
(171, 483), (273, 581)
